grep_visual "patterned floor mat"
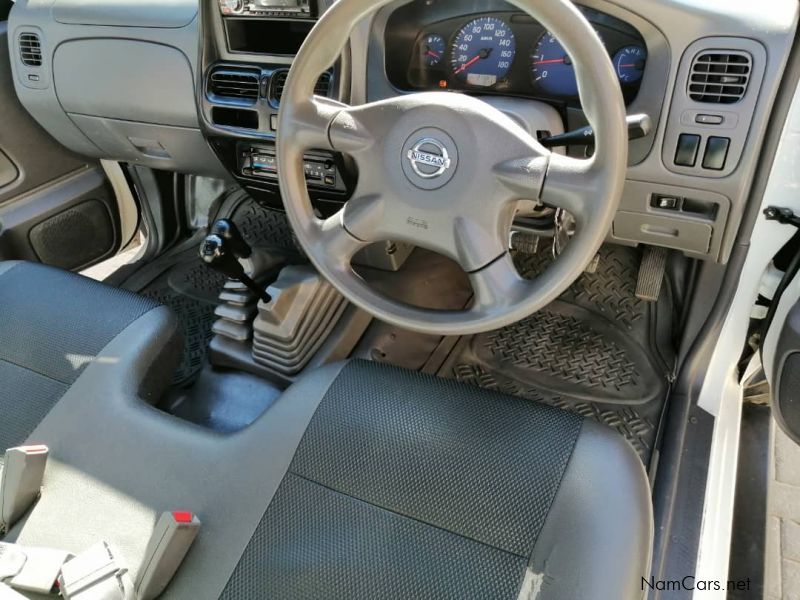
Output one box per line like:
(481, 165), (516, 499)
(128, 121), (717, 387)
(133, 195), (298, 386)
(439, 245), (675, 464)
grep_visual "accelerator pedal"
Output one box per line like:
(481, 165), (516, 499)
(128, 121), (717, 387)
(635, 246), (668, 302)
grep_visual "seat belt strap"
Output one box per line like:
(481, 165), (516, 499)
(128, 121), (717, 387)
(0, 445), (49, 534)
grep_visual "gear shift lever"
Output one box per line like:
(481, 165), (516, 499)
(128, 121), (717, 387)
(210, 219), (252, 259)
(200, 234), (270, 303)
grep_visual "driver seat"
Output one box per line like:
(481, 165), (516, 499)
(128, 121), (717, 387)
(0, 261), (652, 599)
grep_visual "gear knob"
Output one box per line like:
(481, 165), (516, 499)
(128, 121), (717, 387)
(211, 219), (251, 259)
(200, 234), (270, 303)
(200, 234), (246, 280)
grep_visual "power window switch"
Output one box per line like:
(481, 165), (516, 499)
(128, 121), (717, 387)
(675, 134), (701, 167)
(703, 136), (730, 171)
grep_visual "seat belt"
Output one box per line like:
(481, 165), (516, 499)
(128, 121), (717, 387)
(0, 445), (49, 535)
(0, 512), (200, 599)
(1, 444), (200, 599)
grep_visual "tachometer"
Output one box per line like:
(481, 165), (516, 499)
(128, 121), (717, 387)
(613, 45), (647, 84)
(531, 32), (578, 97)
(450, 17), (516, 87)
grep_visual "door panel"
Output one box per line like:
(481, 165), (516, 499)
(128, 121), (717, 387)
(0, 19), (122, 269)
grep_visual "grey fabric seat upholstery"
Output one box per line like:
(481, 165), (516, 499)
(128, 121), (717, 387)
(0, 261), (180, 459)
(0, 261), (653, 600)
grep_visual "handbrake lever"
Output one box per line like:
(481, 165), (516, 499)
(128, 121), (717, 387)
(540, 113), (652, 149)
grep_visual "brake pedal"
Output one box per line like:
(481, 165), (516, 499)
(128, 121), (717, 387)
(636, 246), (668, 302)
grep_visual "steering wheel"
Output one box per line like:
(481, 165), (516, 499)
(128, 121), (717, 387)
(277, 0), (627, 336)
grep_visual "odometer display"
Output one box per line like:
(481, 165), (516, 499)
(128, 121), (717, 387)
(450, 17), (516, 87)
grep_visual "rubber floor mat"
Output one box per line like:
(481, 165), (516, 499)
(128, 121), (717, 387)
(439, 245), (675, 464)
(140, 265), (220, 386)
(130, 195), (298, 386)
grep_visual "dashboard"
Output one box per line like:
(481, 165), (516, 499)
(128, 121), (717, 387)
(384, 4), (647, 108)
(6, 0), (800, 266)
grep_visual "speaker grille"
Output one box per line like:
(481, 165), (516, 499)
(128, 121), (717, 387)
(29, 200), (115, 270)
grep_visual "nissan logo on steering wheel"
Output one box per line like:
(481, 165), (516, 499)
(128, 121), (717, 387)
(406, 138), (452, 179)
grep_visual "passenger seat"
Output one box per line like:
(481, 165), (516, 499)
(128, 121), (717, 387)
(0, 261), (181, 457)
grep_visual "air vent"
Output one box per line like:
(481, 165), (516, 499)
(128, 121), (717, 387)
(314, 71), (332, 97)
(269, 70), (288, 105)
(208, 67), (260, 102)
(269, 70), (333, 106)
(19, 33), (42, 67)
(688, 51), (751, 104)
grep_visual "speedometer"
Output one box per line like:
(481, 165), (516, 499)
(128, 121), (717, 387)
(450, 17), (516, 87)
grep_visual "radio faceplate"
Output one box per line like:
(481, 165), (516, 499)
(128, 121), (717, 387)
(238, 144), (347, 194)
(220, 0), (313, 19)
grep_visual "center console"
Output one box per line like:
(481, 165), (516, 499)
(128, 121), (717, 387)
(200, 0), (351, 214)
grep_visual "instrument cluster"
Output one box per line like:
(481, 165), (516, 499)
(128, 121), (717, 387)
(384, 4), (648, 107)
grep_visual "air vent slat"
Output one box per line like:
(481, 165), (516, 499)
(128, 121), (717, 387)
(19, 33), (42, 67)
(269, 70), (333, 106)
(688, 50), (752, 104)
(208, 67), (260, 102)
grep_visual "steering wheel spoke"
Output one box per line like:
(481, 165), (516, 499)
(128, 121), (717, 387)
(539, 153), (601, 225)
(312, 211), (370, 267)
(286, 96), (349, 150)
(468, 254), (528, 315)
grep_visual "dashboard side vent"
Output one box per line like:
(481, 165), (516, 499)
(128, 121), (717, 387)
(269, 70), (333, 106)
(688, 51), (751, 104)
(269, 70), (289, 105)
(314, 71), (332, 97)
(19, 33), (42, 67)
(208, 67), (260, 102)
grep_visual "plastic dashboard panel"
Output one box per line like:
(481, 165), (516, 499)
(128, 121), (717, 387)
(8, 0), (229, 178)
(363, 0), (799, 263)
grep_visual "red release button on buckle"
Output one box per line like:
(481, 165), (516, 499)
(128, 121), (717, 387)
(171, 511), (194, 524)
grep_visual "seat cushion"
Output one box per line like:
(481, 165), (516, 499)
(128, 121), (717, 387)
(221, 360), (653, 600)
(0, 261), (165, 454)
(3, 350), (650, 599)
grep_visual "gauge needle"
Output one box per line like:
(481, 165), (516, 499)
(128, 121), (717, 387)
(426, 50), (441, 59)
(454, 48), (492, 74)
(533, 57), (567, 65)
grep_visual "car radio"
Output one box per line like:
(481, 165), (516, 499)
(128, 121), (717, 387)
(218, 0), (313, 18)
(238, 144), (347, 194)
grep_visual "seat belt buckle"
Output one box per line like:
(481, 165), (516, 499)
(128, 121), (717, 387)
(57, 541), (135, 600)
(0, 445), (49, 533)
(0, 542), (71, 595)
(135, 511), (201, 600)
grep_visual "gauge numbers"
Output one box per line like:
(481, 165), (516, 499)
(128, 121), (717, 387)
(531, 32), (578, 97)
(450, 17), (516, 87)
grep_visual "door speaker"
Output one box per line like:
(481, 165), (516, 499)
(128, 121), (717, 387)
(29, 199), (115, 270)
